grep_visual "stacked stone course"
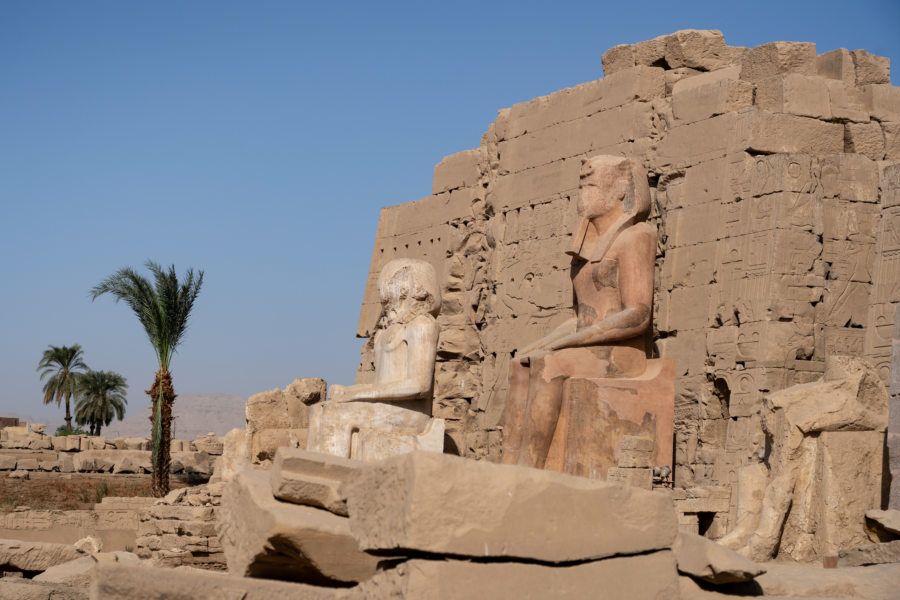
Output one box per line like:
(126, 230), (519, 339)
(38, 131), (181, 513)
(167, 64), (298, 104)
(353, 30), (899, 534)
(135, 483), (226, 570)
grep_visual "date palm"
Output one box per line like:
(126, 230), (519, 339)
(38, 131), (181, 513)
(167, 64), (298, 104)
(75, 370), (128, 436)
(91, 261), (203, 496)
(37, 345), (88, 432)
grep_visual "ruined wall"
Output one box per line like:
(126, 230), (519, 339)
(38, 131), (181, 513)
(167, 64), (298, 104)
(355, 31), (900, 525)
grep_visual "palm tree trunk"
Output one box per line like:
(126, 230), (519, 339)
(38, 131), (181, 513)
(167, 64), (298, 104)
(64, 394), (72, 432)
(147, 369), (176, 497)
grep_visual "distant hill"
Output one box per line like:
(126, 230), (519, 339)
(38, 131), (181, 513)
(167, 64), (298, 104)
(104, 393), (246, 440)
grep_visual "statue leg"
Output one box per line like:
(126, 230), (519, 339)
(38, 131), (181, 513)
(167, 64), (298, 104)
(517, 355), (566, 470)
(501, 357), (530, 465)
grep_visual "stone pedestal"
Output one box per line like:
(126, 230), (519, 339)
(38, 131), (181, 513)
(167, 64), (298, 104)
(544, 358), (675, 480)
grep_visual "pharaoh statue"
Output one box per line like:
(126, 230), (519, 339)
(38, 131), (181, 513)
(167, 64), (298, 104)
(502, 155), (674, 479)
(306, 258), (445, 461)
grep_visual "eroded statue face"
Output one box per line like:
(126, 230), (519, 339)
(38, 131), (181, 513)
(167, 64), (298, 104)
(576, 165), (628, 219)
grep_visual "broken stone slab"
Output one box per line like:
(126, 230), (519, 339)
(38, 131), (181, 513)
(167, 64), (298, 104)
(0, 539), (85, 572)
(271, 448), (359, 517)
(33, 555), (97, 587)
(89, 562), (359, 600)
(0, 578), (88, 600)
(866, 509), (900, 536)
(839, 539), (900, 567)
(357, 551), (679, 600)
(346, 451), (678, 562)
(753, 562), (900, 600)
(673, 531), (765, 584)
(217, 468), (379, 585)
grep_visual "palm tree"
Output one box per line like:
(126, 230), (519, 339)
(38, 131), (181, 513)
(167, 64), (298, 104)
(75, 370), (128, 436)
(37, 345), (89, 432)
(90, 261), (204, 496)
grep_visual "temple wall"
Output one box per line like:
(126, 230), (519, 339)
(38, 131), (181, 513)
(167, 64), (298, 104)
(354, 30), (900, 526)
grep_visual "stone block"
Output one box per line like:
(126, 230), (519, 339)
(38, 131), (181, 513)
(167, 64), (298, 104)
(601, 43), (635, 76)
(606, 467), (652, 489)
(432, 148), (485, 194)
(16, 458), (38, 471)
(755, 74), (831, 119)
(90, 562), (354, 600)
(673, 77), (754, 124)
(346, 451), (678, 562)
(357, 552), (679, 600)
(820, 153), (879, 202)
(825, 79), (871, 122)
(817, 48), (856, 85)
(740, 41), (816, 83)
(813, 431), (885, 557)
(839, 540), (900, 567)
(664, 30), (744, 71)
(845, 122), (886, 161)
(0, 539), (84, 572)
(271, 448), (359, 516)
(74, 451), (116, 473)
(654, 108), (842, 169)
(192, 434), (223, 455)
(673, 531), (765, 584)
(861, 84), (900, 122)
(0, 455), (16, 470)
(217, 468), (378, 585)
(852, 49), (891, 86)
(111, 451), (151, 474)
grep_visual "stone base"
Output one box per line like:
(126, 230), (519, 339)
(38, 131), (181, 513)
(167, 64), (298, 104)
(545, 358), (675, 480)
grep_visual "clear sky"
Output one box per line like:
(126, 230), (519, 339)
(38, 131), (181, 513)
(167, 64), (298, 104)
(2, 0), (898, 428)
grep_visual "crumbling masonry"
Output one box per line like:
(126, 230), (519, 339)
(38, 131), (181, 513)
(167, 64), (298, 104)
(353, 30), (900, 533)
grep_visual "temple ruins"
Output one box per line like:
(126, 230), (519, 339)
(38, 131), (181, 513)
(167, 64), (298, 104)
(3, 29), (900, 599)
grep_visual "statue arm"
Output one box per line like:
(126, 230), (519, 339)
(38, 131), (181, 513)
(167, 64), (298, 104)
(331, 317), (438, 403)
(548, 229), (654, 350)
(518, 318), (578, 356)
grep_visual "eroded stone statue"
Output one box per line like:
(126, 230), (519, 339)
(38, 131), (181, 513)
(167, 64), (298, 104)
(502, 155), (673, 478)
(306, 258), (444, 460)
(719, 356), (888, 562)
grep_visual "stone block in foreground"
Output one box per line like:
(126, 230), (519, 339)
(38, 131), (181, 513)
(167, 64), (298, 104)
(271, 448), (359, 517)
(89, 563), (358, 600)
(346, 451), (678, 562)
(0, 538), (85, 572)
(217, 468), (378, 585)
(357, 551), (678, 600)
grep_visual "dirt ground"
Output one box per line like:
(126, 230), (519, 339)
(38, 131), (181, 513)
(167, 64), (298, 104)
(0, 473), (188, 511)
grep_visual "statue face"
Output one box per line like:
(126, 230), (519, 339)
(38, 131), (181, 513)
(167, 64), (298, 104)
(577, 168), (627, 219)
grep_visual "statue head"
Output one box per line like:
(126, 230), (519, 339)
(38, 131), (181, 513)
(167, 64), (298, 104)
(577, 156), (650, 221)
(568, 156), (651, 262)
(378, 259), (441, 324)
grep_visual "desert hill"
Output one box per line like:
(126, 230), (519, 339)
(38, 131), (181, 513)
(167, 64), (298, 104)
(104, 393), (246, 440)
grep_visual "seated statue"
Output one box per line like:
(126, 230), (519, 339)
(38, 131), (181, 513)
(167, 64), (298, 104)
(306, 258), (444, 460)
(502, 155), (670, 475)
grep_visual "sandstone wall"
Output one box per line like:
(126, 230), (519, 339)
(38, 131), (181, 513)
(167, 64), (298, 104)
(354, 30), (899, 527)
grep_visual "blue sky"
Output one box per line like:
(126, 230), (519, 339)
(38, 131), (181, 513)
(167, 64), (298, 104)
(2, 0), (898, 427)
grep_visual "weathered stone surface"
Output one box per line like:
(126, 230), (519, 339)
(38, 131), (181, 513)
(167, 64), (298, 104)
(673, 77), (753, 124)
(756, 74), (831, 119)
(192, 434), (223, 456)
(0, 579), (88, 600)
(839, 539), (900, 566)
(0, 539), (84, 572)
(851, 49), (891, 86)
(89, 562), (356, 600)
(754, 562), (900, 600)
(845, 122), (886, 161)
(346, 451), (678, 562)
(866, 509), (900, 536)
(217, 468), (378, 584)
(270, 448), (358, 516)
(817, 48), (856, 85)
(358, 551), (679, 600)
(0, 455), (16, 470)
(33, 555), (97, 587)
(740, 41), (816, 83)
(673, 531), (765, 584)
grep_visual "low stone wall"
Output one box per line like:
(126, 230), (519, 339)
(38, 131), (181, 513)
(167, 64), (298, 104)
(0, 496), (154, 551)
(136, 483), (225, 570)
